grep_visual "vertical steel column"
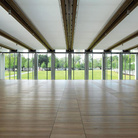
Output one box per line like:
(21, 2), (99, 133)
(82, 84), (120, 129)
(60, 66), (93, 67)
(119, 53), (123, 80)
(17, 53), (21, 80)
(34, 53), (38, 80)
(68, 53), (72, 80)
(85, 53), (89, 80)
(111, 54), (112, 80)
(92, 54), (93, 80)
(51, 52), (55, 80)
(135, 54), (138, 80)
(102, 53), (106, 80)
(0, 53), (5, 79)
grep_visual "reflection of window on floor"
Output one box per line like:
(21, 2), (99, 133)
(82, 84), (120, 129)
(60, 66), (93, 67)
(5, 53), (18, 80)
(89, 54), (102, 80)
(55, 54), (68, 80)
(38, 53), (51, 80)
(21, 53), (34, 80)
(105, 54), (119, 80)
(72, 54), (84, 80)
(123, 54), (135, 80)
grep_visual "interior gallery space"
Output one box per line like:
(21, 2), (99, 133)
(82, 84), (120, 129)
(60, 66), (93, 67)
(0, 0), (138, 137)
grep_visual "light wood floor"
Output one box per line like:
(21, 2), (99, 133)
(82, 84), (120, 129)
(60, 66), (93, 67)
(0, 80), (138, 138)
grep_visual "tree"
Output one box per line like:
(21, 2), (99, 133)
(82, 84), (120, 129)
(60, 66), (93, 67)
(38, 55), (49, 67)
(21, 56), (27, 71)
(41, 62), (46, 69)
(5, 54), (17, 71)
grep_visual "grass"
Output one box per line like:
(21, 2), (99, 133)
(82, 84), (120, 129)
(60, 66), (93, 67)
(4, 70), (135, 80)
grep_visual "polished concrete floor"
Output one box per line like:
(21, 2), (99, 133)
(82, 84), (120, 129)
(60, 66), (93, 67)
(0, 80), (138, 138)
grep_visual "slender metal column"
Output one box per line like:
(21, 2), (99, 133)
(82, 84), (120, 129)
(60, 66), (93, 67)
(135, 54), (138, 80)
(85, 53), (89, 80)
(119, 53), (123, 80)
(17, 53), (21, 80)
(102, 53), (106, 80)
(68, 53), (72, 80)
(0, 53), (5, 79)
(51, 52), (55, 80)
(34, 53), (38, 80)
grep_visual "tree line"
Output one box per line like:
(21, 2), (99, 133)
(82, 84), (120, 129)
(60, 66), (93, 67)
(4, 54), (135, 71)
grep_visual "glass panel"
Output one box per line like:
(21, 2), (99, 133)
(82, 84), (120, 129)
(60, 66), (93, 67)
(105, 54), (119, 80)
(38, 53), (51, 80)
(106, 54), (112, 80)
(93, 54), (102, 80)
(5, 53), (18, 80)
(123, 54), (135, 80)
(21, 53), (34, 80)
(72, 54), (84, 80)
(10, 53), (18, 80)
(130, 54), (135, 80)
(55, 54), (68, 80)
(89, 54), (93, 80)
(89, 54), (102, 80)
(5, 53), (10, 80)
(112, 54), (119, 80)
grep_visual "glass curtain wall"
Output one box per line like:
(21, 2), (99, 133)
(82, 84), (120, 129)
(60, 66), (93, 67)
(38, 53), (51, 80)
(5, 53), (17, 80)
(105, 54), (112, 80)
(21, 53), (34, 80)
(72, 54), (85, 80)
(123, 54), (135, 80)
(89, 54), (102, 80)
(105, 54), (119, 80)
(55, 54), (68, 80)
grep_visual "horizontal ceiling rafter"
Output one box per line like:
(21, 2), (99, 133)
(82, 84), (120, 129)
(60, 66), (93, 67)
(0, 30), (34, 51)
(106, 31), (138, 50)
(0, 43), (16, 51)
(87, 0), (138, 51)
(0, 0), (53, 51)
(60, 0), (77, 50)
(124, 44), (138, 51)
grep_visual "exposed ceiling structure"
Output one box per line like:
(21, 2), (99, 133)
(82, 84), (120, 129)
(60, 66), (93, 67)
(0, 0), (138, 52)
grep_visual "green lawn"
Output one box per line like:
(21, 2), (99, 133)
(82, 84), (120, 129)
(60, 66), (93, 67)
(4, 70), (135, 80)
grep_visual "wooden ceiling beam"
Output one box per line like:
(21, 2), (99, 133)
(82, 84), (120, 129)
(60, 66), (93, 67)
(106, 31), (138, 50)
(0, 43), (16, 51)
(0, 0), (53, 50)
(87, 0), (138, 50)
(0, 30), (34, 51)
(60, 0), (77, 50)
(124, 44), (138, 51)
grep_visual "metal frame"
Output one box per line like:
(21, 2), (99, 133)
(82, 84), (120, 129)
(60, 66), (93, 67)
(17, 53), (21, 80)
(135, 54), (138, 80)
(0, 53), (5, 79)
(102, 53), (106, 80)
(1, 51), (138, 81)
(119, 53), (123, 80)
(85, 52), (89, 80)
